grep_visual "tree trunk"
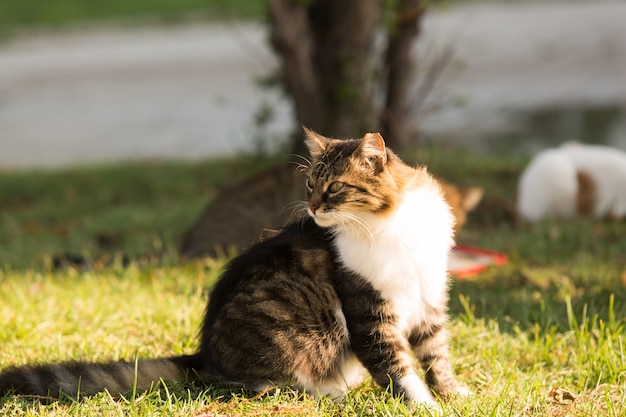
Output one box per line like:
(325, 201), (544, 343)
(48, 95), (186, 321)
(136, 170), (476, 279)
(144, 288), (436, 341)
(269, 0), (382, 154)
(382, 0), (424, 149)
(268, 0), (426, 153)
(267, 0), (325, 135)
(308, 0), (381, 137)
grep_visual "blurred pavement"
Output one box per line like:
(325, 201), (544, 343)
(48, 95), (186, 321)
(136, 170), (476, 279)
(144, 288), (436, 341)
(0, 1), (625, 169)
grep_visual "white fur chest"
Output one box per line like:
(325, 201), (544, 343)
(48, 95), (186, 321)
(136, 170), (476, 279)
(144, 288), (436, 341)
(335, 187), (454, 334)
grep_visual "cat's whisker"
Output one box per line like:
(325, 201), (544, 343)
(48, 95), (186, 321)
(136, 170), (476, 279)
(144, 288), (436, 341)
(282, 200), (308, 224)
(339, 211), (374, 241)
(291, 162), (311, 173)
(286, 153), (312, 168)
(285, 154), (312, 174)
(334, 212), (358, 238)
(343, 213), (360, 237)
(334, 211), (375, 246)
(353, 218), (376, 247)
(281, 200), (307, 214)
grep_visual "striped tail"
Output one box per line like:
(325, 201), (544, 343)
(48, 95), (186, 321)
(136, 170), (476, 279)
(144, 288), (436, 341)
(0, 355), (202, 399)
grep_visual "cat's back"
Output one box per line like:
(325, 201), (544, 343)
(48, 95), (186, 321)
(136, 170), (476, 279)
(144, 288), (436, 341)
(203, 218), (335, 322)
(201, 219), (341, 357)
(199, 218), (351, 388)
(517, 148), (579, 221)
(560, 142), (626, 167)
(561, 143), (626, 218)
(560, 143), (626, 187)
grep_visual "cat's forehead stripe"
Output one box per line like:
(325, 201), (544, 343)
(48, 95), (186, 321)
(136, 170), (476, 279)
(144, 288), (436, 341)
(312, 141), (359, 180)
(312, 160), (330, 181)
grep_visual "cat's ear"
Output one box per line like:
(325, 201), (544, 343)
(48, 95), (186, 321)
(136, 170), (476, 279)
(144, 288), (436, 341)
(461, 187), (484, 211)
(303, 127), (330, 159)
(356, 132), (387, 168)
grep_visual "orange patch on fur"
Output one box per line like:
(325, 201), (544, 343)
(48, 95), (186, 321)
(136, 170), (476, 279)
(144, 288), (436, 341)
(575, 170), (595, 216)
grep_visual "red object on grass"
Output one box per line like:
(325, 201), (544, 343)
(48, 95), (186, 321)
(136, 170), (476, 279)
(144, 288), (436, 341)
(448, 245), (508, 278)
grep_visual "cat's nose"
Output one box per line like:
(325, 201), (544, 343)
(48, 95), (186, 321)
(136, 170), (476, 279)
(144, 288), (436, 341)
(308, 195), (322, 214)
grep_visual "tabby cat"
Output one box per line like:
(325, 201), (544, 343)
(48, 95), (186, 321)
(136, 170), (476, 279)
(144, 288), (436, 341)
(0, 130), (468, 407)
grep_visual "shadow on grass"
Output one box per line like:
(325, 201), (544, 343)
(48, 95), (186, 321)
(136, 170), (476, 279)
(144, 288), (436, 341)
(448, 259), (625, 334)
(0, 379), (317, 415)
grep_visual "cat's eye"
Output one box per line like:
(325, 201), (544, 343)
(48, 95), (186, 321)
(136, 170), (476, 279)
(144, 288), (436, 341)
(306, 177), (315, 190)
(328, 181), (344, 193)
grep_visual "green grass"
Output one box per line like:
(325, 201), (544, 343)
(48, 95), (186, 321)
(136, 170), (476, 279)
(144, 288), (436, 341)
(1, 150), (625, 416)
(0, 0), (265, 38)
(0, 156), (279, 270)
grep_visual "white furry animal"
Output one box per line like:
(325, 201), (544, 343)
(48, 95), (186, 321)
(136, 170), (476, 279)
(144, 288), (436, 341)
(517, 143), (626, 221)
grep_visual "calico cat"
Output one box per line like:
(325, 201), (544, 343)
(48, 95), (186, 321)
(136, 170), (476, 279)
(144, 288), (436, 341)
(179, 160), (482, 258)
(0, 130), (468, 407)
(517, 142), (626, 221)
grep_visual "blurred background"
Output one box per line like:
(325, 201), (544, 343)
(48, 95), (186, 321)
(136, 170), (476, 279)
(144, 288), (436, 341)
(1, 0), (625, 169)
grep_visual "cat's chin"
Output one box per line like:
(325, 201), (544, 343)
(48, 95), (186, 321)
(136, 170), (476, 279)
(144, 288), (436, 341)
(308, 212), (338, 228)
(311, 216), (337, 228)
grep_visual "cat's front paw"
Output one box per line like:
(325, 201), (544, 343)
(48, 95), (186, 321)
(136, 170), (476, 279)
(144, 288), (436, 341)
(398, 374), (436, 405)
(397, 375), (446, 415)
(449, 384), (472, 398)
(434, 381), (472, 400)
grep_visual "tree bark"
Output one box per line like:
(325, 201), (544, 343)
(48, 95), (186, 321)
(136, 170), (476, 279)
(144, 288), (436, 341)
(268, 0), (325, 132)
(308, 0), (382, 137)
(268, 0), (382, 153)
(382, 0), (424, 149)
